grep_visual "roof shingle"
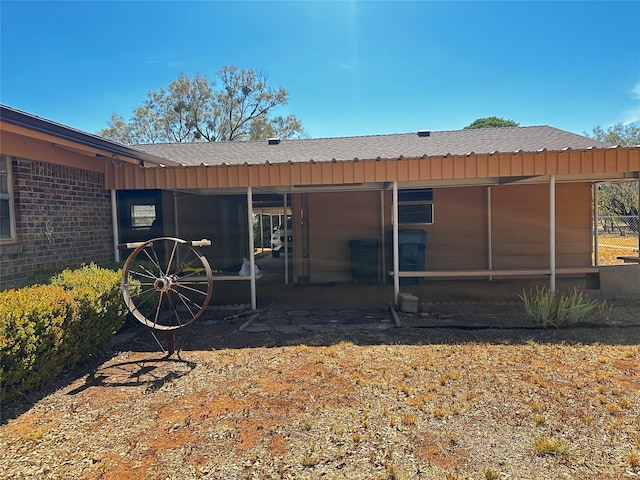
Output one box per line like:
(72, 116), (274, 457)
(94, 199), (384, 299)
(135, 126), (611, 167)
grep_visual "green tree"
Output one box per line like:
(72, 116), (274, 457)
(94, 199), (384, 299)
(588, 123), (640, 234)
(98, 67), (305, 144)
(464, 117), (520, 129)
(588, 123), (640, 147)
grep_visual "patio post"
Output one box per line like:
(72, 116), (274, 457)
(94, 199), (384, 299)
(487, 186), (493, 281)
(247, 186), (257, 310)
(550, 175), (556, 291)
(593, 183), (599, 266)
(283, 193), (289, 285)
(380, 190), (386, 283)
(392, 181), (400, 305)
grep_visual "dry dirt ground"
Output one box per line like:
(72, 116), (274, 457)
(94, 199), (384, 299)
(2, 299), (640, 480)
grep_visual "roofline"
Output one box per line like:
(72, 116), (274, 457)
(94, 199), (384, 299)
(0, 104), (177, 166)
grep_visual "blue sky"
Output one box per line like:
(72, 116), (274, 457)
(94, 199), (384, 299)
(1, 1), (639, 140)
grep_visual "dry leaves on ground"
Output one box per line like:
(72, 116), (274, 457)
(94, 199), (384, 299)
(1, 309), (640, 480)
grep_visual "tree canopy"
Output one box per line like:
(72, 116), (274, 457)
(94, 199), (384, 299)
(98, 66), (305, 144)
(587, 122), (640, 147)
(463, 117), (520, 129)
(588, 123), (639, 233)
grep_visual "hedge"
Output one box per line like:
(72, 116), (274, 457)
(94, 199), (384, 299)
(0, 264), (127, 402)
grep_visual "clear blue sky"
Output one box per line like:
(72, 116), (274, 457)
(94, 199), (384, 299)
(1, 1), (639, 139)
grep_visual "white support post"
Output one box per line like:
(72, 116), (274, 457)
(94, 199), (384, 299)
(593, 183), (599, 266)
(380, 190), (386, 283)
(111, 190), (120, 262)
(550, 175), (556, 291)
(247, 187), (257, 310)
(392, 181), (400, 305)
(487, 186), (493, 281)
(637, 179), (640, 256)
(283, 193), (289, 285)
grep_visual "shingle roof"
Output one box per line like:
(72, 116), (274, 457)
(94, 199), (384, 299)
(0, 104), (175, 166)
(135, 126), (610, 167)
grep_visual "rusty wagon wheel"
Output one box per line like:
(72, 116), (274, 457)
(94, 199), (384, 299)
(120, 237), (213, 353)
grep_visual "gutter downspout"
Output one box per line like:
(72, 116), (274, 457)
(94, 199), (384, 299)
(111, 190), (120, 263)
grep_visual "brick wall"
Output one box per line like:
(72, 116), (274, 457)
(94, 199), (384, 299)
(0, 158), (114, 288)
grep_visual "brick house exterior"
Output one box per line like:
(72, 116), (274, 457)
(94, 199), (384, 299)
(0, 157), (113, 286)
(0, 105), (172, 289)
(1, 105), (638, 302)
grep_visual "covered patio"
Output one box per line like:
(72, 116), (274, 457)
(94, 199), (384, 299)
(106, 127), (640, 309)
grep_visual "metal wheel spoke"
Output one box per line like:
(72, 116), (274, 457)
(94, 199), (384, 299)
(175, 282), (210, 296)
(140, 248), (163, 275)
(165, 240), (179, 277)
(173, 288), (202, 317)
(120, 237), (213, 355)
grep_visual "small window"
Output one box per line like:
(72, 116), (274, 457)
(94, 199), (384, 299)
(0, 155), (15, 240)
(131, 204), (156, 228)
(398, 188), (433, 225)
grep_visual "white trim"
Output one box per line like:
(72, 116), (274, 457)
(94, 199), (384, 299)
(389, 267), (597, 278)
(0, 155), (16, 242)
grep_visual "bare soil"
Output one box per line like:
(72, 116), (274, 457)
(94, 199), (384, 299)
(1, 299), (639, 479)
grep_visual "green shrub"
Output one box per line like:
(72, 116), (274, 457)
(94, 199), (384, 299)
(519, 286), (605, 328)
(0, 285), (77, 401)
(1, 264), (127, 402)
(51, 263), (127, 364)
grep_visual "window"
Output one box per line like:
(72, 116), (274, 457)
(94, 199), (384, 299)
(131, 204), (156, 228)
(398, 188), (433, 225)
(0, 155), (15, 240)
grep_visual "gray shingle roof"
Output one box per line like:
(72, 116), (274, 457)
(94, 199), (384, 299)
(135, 126), (610, 167)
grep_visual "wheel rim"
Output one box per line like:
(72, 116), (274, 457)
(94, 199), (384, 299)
(121, 237), (213, 331)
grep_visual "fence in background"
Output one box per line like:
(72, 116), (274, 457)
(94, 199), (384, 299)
(595, 215), (640, 265)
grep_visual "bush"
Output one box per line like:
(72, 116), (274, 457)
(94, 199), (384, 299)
(51, 263), (127, 364)
(519, 286), (606, 328)
(0, 285), (77, 401)
(0, 264), (126, 402)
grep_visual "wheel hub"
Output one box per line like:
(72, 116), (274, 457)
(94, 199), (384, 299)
(153, 275), (174, 293)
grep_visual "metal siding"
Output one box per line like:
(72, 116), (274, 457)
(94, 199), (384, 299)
(604, 149), (618, 172)
(397, 158), (409, 181)
(322, 162), (333, 183)
(429, 157), (441, 180)
(342, 162), (354, 183)
(521, 153), (533, 175)
(630, 149), (640, 171)
(477, 155), (489, 178)
(353, 162), (364, 183)
(104, 149), (638, 190)
(453, 157), (465, 178)
(466, 157), (477, 178)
